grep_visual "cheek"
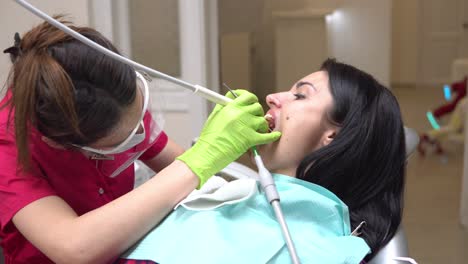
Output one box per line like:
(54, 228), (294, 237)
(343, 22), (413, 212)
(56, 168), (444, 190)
(259, 108), (324, 170)
(268, 119), (310, 163)
(282, 113), (324, 151)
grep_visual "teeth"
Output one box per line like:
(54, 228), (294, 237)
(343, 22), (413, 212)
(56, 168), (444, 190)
(264, 113), (274, 132)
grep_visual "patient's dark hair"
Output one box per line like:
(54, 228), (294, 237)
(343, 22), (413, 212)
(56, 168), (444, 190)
(297, 58), (405, 261)
(1, 17), (136, 169)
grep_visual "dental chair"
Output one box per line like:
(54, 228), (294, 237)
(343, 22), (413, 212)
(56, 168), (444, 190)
(132, 127), (419, 263)
(218, 127), (419, 264)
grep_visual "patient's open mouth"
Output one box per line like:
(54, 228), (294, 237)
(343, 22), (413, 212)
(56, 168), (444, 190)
(265, 113), (275, 132)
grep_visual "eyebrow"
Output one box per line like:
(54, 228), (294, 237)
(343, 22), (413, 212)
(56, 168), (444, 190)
(295, 81), (316, 91)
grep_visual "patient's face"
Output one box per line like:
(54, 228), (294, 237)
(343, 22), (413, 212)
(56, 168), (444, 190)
(257, 70), (336, 176)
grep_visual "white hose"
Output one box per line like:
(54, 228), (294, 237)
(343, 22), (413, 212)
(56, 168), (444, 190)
(14, 0), (232, 106)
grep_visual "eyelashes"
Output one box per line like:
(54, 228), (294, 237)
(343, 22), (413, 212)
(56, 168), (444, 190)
(293, 93), (306, 100)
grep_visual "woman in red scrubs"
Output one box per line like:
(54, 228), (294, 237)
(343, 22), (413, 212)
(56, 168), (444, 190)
(0, 19), (280, 263)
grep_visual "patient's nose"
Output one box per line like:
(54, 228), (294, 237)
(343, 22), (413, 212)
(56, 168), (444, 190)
(266, 92), (293, 109)
(266, 94), (281, 109)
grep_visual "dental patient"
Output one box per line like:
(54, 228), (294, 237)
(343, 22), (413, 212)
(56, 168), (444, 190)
(121, 58), (406, 264)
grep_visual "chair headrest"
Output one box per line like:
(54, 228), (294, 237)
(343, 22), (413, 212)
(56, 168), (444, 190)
(404, 126), (419, 159)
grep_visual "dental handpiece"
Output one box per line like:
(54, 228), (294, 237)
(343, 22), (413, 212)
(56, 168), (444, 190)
(223, 84), (301, 264)
(222, 83), (280, 202)
(14, 0), (232, 106)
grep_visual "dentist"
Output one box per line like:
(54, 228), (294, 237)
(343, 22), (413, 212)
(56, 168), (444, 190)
(0, 20), (280, 263)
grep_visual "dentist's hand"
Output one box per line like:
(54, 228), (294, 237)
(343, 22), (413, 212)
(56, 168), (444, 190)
(177, 89), (281, 188)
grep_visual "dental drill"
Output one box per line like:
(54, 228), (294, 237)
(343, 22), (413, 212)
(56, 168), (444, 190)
(223, 84), (300, 264)
(14, 1), (300, 262)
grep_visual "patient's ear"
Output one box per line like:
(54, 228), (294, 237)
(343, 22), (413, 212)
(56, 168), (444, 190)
(41, 136), (66, 150)
(321, 128), (337, 147)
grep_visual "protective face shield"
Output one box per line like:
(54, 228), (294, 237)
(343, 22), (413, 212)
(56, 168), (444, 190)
(73, 71), (165, 178)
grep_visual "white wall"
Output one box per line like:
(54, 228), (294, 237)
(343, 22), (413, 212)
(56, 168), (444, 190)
(0, 0), (89, 93)
(89, 0), (113, 41)
(271, 0), (341, 12)
(391, 0), (420, 86)
(274, 12), (329, 91)
(326, 0), (392, 87)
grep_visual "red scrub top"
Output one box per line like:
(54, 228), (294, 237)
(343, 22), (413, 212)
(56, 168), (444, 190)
(0, 94), (168, 264)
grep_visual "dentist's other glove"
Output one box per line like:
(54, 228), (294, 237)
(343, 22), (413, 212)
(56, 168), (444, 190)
(177, 89), (281, 188)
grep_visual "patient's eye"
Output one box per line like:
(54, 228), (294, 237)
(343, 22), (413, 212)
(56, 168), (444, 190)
(294, 93), (306, 100)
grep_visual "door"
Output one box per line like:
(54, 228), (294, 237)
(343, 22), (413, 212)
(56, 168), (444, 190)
(420, 0), (468, 85)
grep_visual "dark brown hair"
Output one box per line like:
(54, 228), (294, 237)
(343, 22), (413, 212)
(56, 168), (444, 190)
(1, 17), (136, 169)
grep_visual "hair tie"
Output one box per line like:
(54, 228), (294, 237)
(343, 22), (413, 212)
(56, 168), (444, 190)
(3, 32), (22, 63)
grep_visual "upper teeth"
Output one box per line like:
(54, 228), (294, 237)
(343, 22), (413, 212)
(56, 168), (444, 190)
(264, 114), (274, 131)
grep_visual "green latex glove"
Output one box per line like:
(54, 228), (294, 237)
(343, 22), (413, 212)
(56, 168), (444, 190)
(177, 89), (281, 188)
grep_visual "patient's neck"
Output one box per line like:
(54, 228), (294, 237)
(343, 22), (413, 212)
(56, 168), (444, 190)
(273, 167), (297, 178)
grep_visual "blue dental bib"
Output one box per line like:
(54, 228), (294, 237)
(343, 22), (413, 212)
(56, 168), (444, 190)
(123, 174), (370, 263)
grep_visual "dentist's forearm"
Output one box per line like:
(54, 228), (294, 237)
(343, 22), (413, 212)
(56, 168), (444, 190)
(13, 160), (198, 264)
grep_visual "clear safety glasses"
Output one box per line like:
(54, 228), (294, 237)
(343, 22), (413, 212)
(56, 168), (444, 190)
(73, 71), (150, 155)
